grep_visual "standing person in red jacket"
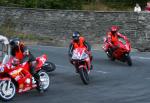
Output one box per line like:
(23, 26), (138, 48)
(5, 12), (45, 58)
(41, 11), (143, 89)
(145, 1), (150, 11)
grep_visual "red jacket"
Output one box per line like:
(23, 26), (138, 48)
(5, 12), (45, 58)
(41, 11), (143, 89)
(15, 47), (24, 60)
(68, 36), (91, 57)
(71, 36), (86, 49)
(107, 32), (128, 47)
(11, 43), (30, 61)
(145, 7), (150, 11)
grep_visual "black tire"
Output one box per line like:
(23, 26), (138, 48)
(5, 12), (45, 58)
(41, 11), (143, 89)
(126, 54), (132, 66)
(106, 51), (115, 61)
(79, 68), (89, 85)
(110, 56), (115, 61)
(0, 80), (16, 101)
(42, 62), (56, 72)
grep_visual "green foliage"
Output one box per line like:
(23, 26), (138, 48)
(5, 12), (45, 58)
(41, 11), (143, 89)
(83, 0), (148, 10)
(0, 0), (83, 10)
(0, 0), (148, 11)
(100, 0), (148, 9)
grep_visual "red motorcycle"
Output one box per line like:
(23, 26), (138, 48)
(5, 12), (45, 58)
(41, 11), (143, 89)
(103, 37), (132, 66)
(71, 48), (92, 85)
(0, 54), (50, 101)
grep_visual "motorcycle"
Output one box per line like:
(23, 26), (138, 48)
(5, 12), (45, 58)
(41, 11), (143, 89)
(71, 48), (92, 85)
(0, 54), (50, 101)
(103, 37), (132, 66)
(0, 40), (56, 73)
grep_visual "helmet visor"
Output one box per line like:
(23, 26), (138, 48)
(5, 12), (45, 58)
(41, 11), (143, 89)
(111, 31), (117, 35)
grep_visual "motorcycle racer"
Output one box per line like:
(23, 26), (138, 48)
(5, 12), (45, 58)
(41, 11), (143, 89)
(68, 31), (93, 71)
(9, 38), (40, 82)
(106, 26), (129, 55)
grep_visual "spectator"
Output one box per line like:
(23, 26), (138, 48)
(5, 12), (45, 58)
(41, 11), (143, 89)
(145, 1), (150, 11)
(134, 3), (141, 12)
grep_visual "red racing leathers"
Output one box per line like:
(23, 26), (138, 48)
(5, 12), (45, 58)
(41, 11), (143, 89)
(68, 36), (92, 62)
(68, 36), (93, 71)
(10, 43), (36, 75)
(105, 31), (128, 51)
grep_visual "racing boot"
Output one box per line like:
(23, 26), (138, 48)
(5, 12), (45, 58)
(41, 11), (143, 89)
(34, 73), (44, 93)
(30, 66), (44, 93)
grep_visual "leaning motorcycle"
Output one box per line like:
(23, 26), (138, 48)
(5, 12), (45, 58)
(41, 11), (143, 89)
(71, 48), (92, 85)
(0, 40), (56, 73)
(103, 37), (132, 66)
(0, 54), (50, 101)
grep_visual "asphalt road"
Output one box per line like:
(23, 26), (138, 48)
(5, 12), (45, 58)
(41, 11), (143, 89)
(2, 46), (150, 103)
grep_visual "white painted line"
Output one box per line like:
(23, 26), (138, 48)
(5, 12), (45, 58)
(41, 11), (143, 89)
(145, 77), (150, 80)
(56, 64), (109, 74)
(132, 56), (150, 60)
(37, 45), (67, 49)
(95, 70), (109, 74)
(56, 64), (71, 69)
(30, 45), (102, 51)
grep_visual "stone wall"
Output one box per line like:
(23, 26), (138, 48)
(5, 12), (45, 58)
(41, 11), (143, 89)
(0, 7), (150, 51)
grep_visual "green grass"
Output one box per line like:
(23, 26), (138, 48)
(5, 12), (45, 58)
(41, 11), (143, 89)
(82, 2), (133, 11)
(0, 26), (54, 43)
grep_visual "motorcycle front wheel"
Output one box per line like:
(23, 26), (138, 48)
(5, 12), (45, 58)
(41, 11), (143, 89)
(0, 80), (16, 101)
(124, 53), (132, 66)
(106, 51), (115, 61)
(79, 68), (89, 85)
(126, 54), (132, 66)
(36, 70), (50, 92)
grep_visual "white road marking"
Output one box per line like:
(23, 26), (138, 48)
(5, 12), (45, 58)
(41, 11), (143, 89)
(132, 56), (150, 60)
(56, 64), (109, 74)
(33, 45), (99, 51)
(56, 64), (71, 69)
(37, 45), (67, 49)
(96, 70), (109, 74)
(145, 77), (150, 80)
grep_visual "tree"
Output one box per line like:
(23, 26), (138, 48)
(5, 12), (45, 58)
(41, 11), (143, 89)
(0, 0), (83, 10)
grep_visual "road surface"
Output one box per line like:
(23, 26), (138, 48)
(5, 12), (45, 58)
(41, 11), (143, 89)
(2, 46), (150, 103)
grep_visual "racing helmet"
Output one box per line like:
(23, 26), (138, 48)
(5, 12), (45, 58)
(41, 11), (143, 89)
(110, 26), (119, 35)
(72, 31), (80, 42)
(9, 38), (21, 50)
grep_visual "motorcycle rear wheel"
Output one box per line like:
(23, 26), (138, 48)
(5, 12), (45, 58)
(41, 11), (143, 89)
(0, 80), (16, 101)
(42, 62), (56, 72)
(79, 68), (89, 85)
